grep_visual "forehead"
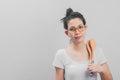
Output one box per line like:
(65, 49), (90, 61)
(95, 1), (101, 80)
(67, 18), (83, 27)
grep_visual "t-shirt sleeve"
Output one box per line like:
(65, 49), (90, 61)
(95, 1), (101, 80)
(95, 48), (108, 65)
(52, 50), (65, 69)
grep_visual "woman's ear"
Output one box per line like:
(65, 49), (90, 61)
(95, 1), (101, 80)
(65, 30), (68, 36)
(85, 25), (88, 30)
(65, 30), (71, 39)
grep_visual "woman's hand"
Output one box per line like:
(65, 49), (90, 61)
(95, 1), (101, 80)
(88, 63), (113, 80)
(87, 64), (103, 73)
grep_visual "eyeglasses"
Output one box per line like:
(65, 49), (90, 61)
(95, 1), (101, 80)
(68, 25), (86, 33)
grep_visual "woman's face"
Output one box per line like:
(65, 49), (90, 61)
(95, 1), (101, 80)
(65, 18), (87, 43)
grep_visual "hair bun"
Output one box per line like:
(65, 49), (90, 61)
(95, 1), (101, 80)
(66, 8), (73, 17)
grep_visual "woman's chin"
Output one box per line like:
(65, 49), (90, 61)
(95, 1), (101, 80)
(74, 37), (84, 43)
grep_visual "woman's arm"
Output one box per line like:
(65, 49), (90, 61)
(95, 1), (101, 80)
(99, 63), (113, 80)
(55, 67), (64, 80)
(88, 63), (113, 80)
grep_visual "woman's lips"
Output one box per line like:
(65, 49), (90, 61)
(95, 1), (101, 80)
(74, 36), (81, 39)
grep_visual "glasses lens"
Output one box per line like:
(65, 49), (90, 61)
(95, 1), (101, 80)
(69, 27), (76, 31)
(68, 25), (85, 32)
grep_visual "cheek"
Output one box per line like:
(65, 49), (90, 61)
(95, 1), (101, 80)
(68, 33), (74, 38)
(67, 33), (74, 39)
(82, 30), (87, 35)
(82, 32), (86, 35)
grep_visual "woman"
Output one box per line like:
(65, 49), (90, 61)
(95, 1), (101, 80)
(52, 8), (112, 80)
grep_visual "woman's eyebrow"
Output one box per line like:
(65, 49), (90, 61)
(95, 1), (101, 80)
(78, 24), (84, 26)
(69, 26), (75, 28)
(70, 24), (84, 28)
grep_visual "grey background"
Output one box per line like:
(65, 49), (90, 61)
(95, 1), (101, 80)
(0, 0), (119, 80)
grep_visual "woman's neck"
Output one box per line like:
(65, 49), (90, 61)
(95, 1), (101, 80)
(70, 41), (86, 51)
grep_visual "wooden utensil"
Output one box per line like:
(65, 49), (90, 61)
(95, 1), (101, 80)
(86, 39), (96, 76)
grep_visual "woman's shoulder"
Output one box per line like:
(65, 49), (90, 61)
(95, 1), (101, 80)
(55, 48), (66, 56)
(94, 46), (106, 59)
(94, 46), (105, 58)
(94, 46), (108, 65)
(94, 46), (104, 53)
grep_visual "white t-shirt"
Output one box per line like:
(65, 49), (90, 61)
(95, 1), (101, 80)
(52, 47), (107, 80)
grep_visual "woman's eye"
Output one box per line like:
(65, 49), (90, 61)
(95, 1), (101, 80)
(70, 28), (75, 31)
(79, 26), (84, 29)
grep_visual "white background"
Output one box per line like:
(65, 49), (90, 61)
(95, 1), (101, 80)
(0, 0), (120, 80)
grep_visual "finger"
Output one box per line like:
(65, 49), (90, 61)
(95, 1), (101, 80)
(88, 65), (96, 69)
(88, 64), (96, 67)
(88, 67), (96, 72)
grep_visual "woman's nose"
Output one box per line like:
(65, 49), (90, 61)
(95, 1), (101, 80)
(75, 29), (80, 34)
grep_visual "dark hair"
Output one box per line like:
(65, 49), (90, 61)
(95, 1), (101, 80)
(61, 8), (86, 30)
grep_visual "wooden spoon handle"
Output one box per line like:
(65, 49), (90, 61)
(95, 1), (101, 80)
(89, 39), (96, 62)
(86, 40), (92, 61)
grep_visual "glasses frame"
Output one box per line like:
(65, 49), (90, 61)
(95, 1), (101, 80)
(67, 25), (86, 33)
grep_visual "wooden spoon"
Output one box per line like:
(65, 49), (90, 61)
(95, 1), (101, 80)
(86, 39), (96, 77)
(89, 39), (96, 63)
